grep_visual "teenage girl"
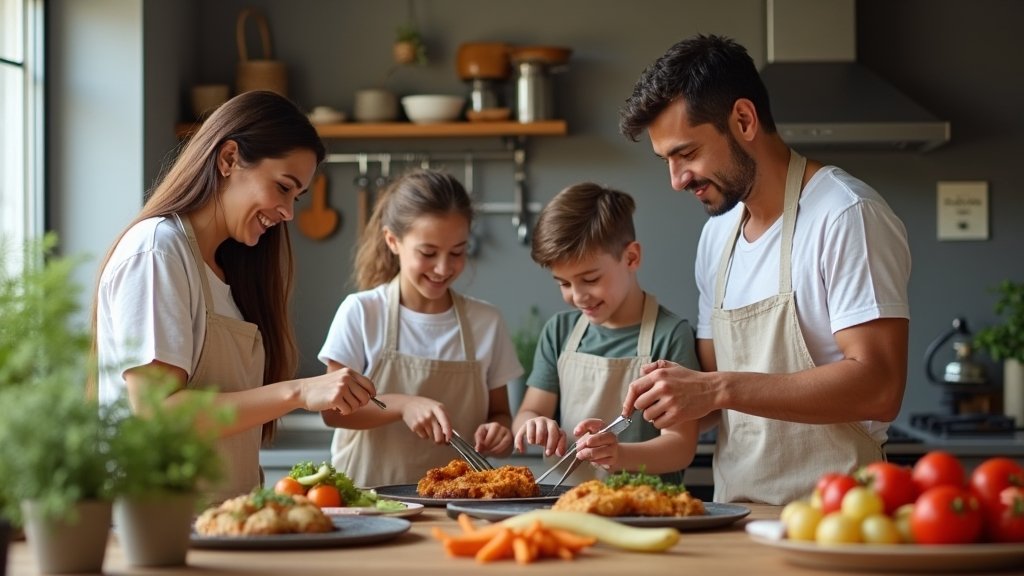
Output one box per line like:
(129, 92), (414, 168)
(319, 169), (523, 487)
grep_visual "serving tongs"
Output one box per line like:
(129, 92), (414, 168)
(448, 430), (495, 472)
(534, 415), (632, 495)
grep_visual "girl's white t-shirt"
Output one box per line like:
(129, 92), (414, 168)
(318, 283), (524, 391)
(96, 216), (243, 407)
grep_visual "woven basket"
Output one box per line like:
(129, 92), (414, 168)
(235, 8), (287, 96)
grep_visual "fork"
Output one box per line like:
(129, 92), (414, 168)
(448, 430), (495, 472)
(534, 415), (633, 494)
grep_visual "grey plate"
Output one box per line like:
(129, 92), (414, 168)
(445, 501), (751, 530)
(372, 484), (573, 507)
(189, 515), (411, 550)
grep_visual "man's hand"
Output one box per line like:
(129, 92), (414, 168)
(621, 359), (715, 429)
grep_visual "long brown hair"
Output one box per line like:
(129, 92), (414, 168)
(354, 169), (473, 290)
(90, 91), (325, 444)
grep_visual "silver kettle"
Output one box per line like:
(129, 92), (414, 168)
(924, 317), (987, 385)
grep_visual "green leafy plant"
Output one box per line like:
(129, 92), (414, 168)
(974, 280), (1024, 363)
(511, 305), (543, 379)
(392, 23), (427, 66)
(0, 378), (119, 524)
(109, 373), (233, 498)
(0, 233), (90, 390)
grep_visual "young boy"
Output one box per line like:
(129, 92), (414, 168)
(512, 182), (700, 485)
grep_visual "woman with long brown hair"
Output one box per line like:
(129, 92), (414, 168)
(93, 91), (376, 503)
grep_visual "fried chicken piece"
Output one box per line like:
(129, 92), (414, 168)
(194, 492), (334, 536)
(417, 459), (540, 498)
(552, 479), (706, 517)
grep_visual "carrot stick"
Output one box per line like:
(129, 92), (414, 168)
(457, 513), (478, 533)
(548, 527), (598, 551)
(512, 536), (535, 565)
(475, 528), (515, 563)
(444, 538), (490, 557)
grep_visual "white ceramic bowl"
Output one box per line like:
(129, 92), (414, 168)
(401, 95), (466, 124)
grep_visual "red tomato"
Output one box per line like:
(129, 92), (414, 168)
(911, 485), (983, 545)
(859, 461), (917, 515)
(987, 487), (1024, 543)
(273, 476), (306, 497)
(306, 484), (343, 508)
(969, 457), (1024, 512)
(912, 451), (965, 493)
(820, 474), (859, 515)
(814, 472), (844, 497)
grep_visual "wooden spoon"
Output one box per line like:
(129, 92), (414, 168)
(297, 173), (339, 240)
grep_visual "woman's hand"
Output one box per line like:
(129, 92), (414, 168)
(513, 416), (566, 457)
(401, 397), (452, 444)
(573, 418), (621, 471)
(474, 422), (512, 457)
(300, 367), (376, 413)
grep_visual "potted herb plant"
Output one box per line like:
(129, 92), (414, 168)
(974, 279), (1024, 426)
(0, 234), (112, 574)
(109, 374), (232, 567)
(0, 378), (119, 574)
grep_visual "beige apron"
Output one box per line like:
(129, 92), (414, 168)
(709, 152), (882, 504)
(331, 276), (488, 488)
(177, 214), (265, 504)
(550, 293), (662, 485)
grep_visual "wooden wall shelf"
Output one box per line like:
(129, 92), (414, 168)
(174, 120), (567, 140)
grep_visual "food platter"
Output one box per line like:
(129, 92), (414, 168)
(321, 501), (425, 519)
(445, 501), (751, 530)
(746, 521), (1024, 572)
(189, 516), (411, 550)
(372, 484), (573, 507)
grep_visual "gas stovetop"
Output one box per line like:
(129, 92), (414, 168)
(909, 413), (1018, 437)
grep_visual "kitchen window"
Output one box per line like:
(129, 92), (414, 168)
(1, 0), (44, 271)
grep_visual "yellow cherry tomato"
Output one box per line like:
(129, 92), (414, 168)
(861, 513), (902, 544)
(816, 512), (862, 544)
(893, 503), (915, 543)
(841, 486), (884, 522)
(782, 501), (823, 541)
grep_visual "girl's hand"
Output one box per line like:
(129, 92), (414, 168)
(301, 367), (376, 413)
(573, 418), (621, 471)
(401, 397), (452, 444)
(513, 416), (566, 457)
(474, 422), (512, 457)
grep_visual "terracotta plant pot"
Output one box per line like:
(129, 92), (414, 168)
(114, 492), (196, 567)
(21, 500), (111, 574)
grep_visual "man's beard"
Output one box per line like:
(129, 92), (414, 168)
(686, 135), (757, 217)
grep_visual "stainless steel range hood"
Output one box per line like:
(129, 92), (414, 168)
(761, 0), (950, 151)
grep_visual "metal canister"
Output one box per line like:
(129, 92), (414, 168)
(514, 60), (553, 123)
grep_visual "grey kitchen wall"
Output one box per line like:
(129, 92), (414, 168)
(51, 0), (1024, 423)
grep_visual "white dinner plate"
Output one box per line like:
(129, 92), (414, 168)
(446, 501), (750, 530)
(190, 515), (411, 550)
(747, 520), (1024, 572)
(321, 501), (424, 519)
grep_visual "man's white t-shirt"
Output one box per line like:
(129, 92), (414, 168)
(97, 216), (243, 407)
(694, 166), (911, 441)
(318, 283), (524, 392)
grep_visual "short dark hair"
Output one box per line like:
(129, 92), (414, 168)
(531, 182), (636, 268)
(619, 34), (776, 141)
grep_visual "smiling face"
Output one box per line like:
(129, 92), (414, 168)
(218, 144), (318, 246)
(648, 98), (757, 216)
(385, 211), (470, 313)
(549, 243), (641, 329)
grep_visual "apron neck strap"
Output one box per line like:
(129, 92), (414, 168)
(384, 275), (475, 360)
(713, 150), (806, 306)
(174, 213), (215, 309)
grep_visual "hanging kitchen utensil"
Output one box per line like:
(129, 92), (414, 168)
(235, 8), (288, 96)
(355, 154), (371, 239)
(297, 173), (339, 240)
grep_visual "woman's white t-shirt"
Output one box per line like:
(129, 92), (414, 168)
(318, 283), (524, 391)
(96, 216), (242, 407)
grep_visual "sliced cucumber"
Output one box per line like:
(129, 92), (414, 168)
(295, 464), (331, 486)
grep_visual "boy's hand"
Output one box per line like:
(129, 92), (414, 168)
(513, 417), (566, 457)
(474, 422), (513, 457)
(573, 418), (621, 471)
(400, 396), (452, 444)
